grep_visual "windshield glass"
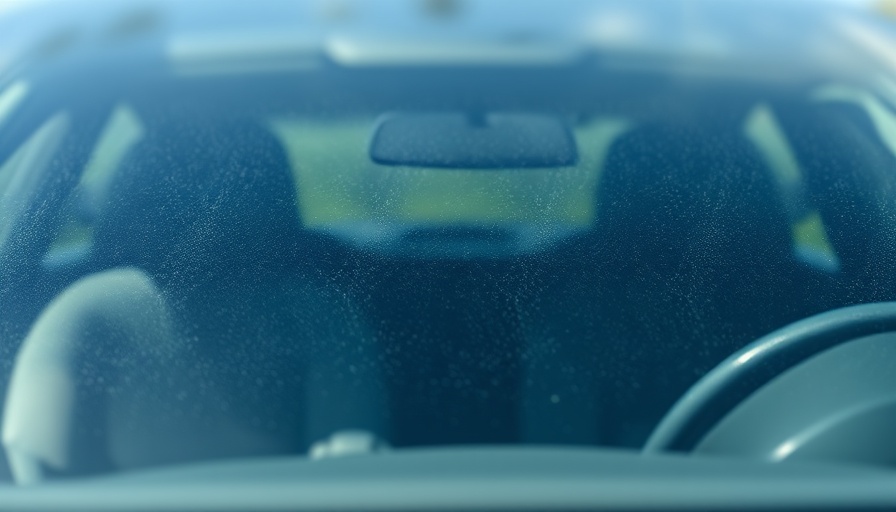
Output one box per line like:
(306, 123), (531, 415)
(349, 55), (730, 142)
(2, 0), (896, 486)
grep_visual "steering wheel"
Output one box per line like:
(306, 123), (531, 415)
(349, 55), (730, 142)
(644, 302), (896, 456)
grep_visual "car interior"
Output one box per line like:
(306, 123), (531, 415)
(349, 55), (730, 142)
(1, 67), (896, 485)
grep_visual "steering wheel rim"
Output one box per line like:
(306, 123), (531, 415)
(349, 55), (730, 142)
(643, 302), (896, 454)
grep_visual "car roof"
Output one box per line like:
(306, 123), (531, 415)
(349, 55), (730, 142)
(1, 0), (894, 84)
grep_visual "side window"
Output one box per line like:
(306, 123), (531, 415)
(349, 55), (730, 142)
(46, 104), (144, 262)
(0, 81), (29, 131)
(743, 103), (839, 272)
(815, 82), (896, 157)
(0, 112), (70, 249)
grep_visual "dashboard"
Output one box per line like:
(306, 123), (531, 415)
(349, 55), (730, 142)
(0, 447), (893, 511)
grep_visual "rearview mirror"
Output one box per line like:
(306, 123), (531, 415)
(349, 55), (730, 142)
(369, 113), (578, 169)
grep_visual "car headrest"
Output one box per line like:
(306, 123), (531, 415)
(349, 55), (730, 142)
(593, 123), (792, 274)
(94, 120), (303, 278)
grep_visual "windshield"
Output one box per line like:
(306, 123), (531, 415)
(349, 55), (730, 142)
(3, 0), (896, 488)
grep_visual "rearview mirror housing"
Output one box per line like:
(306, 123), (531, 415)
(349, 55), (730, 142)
(369, 112), (578, 169)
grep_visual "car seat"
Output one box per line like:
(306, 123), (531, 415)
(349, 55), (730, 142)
(2, 119), (386, 483)
(520, 123), (836, 446)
